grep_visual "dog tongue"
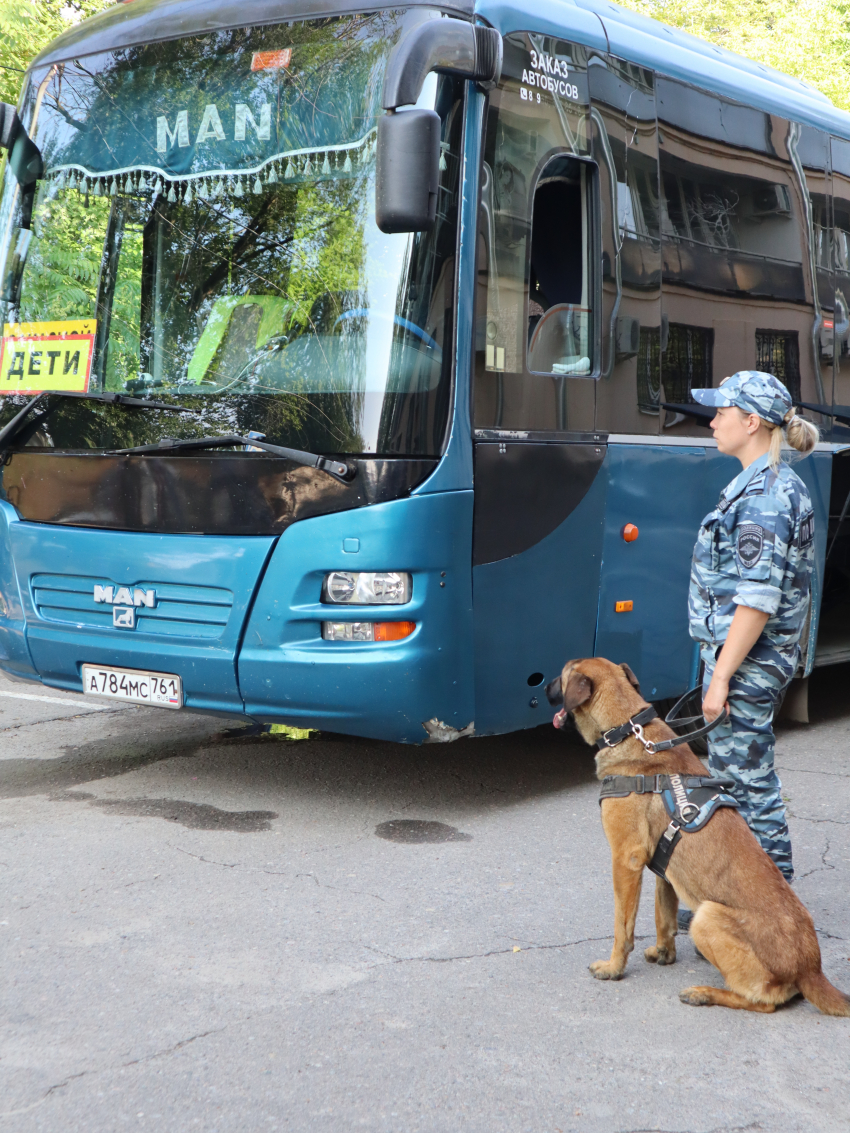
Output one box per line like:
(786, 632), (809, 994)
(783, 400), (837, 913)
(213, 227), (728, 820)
(553, 708), (567, 729)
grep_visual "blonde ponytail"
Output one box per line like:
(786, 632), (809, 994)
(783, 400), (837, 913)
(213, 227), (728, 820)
(766, 408), (819, 470)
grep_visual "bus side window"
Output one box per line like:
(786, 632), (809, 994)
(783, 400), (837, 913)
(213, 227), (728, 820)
(797, 126), (831, 419)
(657, 78), (815, 435)
(833, 137), (850, 421)
(473, 32), (596, 433)
(589, 54), (661, 436)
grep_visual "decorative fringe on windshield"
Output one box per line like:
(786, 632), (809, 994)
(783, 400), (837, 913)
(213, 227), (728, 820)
(42, 128), (381, 206)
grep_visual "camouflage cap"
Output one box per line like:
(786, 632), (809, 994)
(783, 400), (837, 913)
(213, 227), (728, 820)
(691, 371), (793, 426)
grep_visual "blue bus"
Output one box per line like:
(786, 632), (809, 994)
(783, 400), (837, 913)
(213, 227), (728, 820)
(0, 0), (848, 741)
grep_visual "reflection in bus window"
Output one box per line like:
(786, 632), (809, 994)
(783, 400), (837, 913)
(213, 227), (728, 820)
(833, 137), (850, 413)
(662, 324), (713, 407)
(590, 52), (661, 436)
(0, 14), (463, 457)
(474, 32), (596, 433)
(800, 127), (834, 349)
(657, 76), (818, 435)
(527, 157), (592, 376)
(636, 325), (661, 414)
(756, 329), (801, 402)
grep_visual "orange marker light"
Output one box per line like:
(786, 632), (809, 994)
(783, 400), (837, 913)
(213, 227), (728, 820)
(622, 523), (639, 542)
(373, 621), (416, 641)
(615, 600), (634, 613)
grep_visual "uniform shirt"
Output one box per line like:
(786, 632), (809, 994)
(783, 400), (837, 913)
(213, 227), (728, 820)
(688, 453), (814, 657)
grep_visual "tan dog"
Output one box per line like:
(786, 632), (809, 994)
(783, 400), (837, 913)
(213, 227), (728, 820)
(546, 656), (850, 1014)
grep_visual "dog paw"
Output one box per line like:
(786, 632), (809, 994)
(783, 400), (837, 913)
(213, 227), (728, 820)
(679, 986), (712, 1006)
(644, 945), (676, 966)
(589, 960), (624, 981)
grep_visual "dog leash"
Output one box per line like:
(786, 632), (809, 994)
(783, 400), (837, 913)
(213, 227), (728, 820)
(595, 686), (729, 756)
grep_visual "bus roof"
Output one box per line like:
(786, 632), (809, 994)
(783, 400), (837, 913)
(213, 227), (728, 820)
(29, 0), (850, 141)
(478, 0), (850, 140)
(30, 0), (474, 71)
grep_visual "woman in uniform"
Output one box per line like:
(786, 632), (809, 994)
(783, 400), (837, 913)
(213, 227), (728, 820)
(687, 371), (819, 884)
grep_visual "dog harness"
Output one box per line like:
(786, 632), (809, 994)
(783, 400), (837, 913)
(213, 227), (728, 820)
(595, 697), (737, 880)
(599, 772), (739, 880)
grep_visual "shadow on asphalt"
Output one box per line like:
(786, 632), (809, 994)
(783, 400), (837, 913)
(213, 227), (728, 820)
(12, 664), (848, 815)
(1, 702), (598, 815)
(802, 659), (850, 725)
(49, 790), (279, 831)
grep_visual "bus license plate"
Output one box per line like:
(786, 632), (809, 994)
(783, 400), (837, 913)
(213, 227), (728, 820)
(81, 664), (183, 709)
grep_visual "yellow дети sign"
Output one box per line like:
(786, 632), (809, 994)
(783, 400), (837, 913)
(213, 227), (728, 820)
(0, 319), (97, 394)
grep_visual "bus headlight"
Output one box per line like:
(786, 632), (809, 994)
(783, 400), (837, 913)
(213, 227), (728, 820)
(322, 571), (411, 604)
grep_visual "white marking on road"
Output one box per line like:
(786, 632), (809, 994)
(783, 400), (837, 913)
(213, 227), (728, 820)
(0, 690), (115, 711)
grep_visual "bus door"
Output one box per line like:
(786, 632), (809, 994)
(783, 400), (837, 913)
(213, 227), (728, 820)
(471, 32), (607, 735)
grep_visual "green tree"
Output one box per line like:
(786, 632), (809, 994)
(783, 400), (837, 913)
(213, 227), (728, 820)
(0, 0), (113, 105)
(618, 0), (850, 112)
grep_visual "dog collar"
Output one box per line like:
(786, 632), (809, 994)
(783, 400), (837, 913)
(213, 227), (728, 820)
(595, 687), (729, 756)
(596, 706), (658, 752)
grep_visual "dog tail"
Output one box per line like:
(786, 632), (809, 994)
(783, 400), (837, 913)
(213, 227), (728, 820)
(798, 971), (850, 1016)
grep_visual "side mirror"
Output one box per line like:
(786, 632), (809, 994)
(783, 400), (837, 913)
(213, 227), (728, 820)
(0, 101), (43, 187)
(375, 19), (501, 234)
(376, 109), (441, 234)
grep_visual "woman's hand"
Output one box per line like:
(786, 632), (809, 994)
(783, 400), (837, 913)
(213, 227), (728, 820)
(703, 674), (729, 722)
(703, 606), (769, 723)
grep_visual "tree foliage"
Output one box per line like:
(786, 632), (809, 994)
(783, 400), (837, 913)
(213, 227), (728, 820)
(0, 1), (113, 105)
(4, 0), (850, 114)
(618, 0), (850, 112)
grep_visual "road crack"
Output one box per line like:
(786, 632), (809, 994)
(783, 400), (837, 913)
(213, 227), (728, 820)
(172, 847), (385, 900)
(119, 1026), (225, 1068)
(296, 871), (385, 902)
(173, 845), (284, 872)
(0, 1070), (90, 1119)
(0, 1028), (225, 1119)
(777, 764), (850, 780)
(362, 933), (625, 965)
(788, 812), (850, 826)
(795, 836), (836, 880)
(616, 1125), (761, 1133)
(0, 707), (130, 734)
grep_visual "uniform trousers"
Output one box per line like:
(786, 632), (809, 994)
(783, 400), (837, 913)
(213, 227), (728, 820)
(700, 645), (797, 881)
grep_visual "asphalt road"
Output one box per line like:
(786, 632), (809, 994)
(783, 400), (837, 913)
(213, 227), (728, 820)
(1, 665), (849, 1133)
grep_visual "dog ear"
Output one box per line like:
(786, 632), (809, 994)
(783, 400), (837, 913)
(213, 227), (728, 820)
(619, 663), (641, 692)
(563, 669), (594, 713)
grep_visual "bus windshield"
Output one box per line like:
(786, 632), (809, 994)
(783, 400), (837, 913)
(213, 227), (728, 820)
(0, 11), (462, 456)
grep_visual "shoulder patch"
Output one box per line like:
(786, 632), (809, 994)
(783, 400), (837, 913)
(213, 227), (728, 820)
(798, 510), (814, 549)
(737, 523), (765, 568)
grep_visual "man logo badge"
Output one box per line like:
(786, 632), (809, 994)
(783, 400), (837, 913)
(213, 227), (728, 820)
(113, 606), (136, 629)
(93, 584), (156, 630)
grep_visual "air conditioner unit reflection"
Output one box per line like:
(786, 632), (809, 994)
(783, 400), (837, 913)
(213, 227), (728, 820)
(751, 185), (792, 217)
(820, 316), (850, 357)
(615, 316), (640, 359)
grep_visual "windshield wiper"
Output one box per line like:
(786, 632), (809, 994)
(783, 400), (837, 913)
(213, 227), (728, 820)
(0, 390), (195, 455)
(109, 434), (356, 483)
(48, 390), (197, 412)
